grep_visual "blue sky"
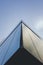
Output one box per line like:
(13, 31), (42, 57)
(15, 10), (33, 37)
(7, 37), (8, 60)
(0, 0), (43, 41)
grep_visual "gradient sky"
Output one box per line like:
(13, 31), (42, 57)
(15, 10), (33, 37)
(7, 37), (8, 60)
(0, 0), (43, 42)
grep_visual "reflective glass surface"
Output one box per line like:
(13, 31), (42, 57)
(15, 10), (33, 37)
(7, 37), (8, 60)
(22, 23), (43, 63)
(0, 24), (21, 65)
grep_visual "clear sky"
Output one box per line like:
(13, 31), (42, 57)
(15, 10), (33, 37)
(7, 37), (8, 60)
(0, 0), (43, 41)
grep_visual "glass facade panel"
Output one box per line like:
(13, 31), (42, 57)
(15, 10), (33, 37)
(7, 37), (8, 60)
(0, 24), (21, 65)
(22, 24), (43, 63)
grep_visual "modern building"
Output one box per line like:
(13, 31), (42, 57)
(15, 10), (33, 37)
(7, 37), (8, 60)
(0, 21), (43, 65)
